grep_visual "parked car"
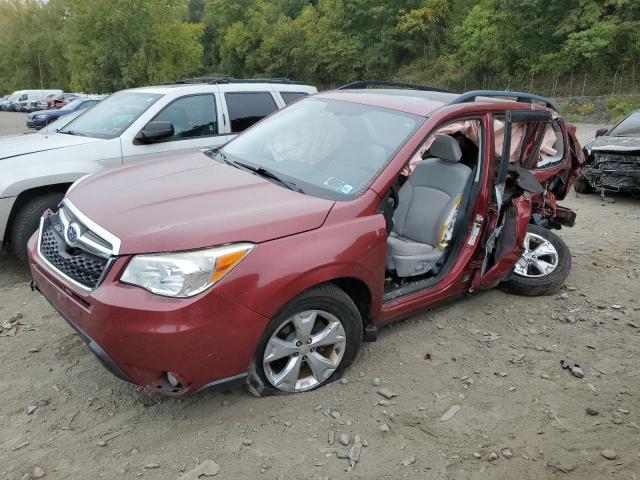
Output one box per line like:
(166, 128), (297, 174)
(0, 78), (317, 263)
(27, 83), (583, 397)
(26, 97), (102, 129)
(576, 110), (640, 196)
(50, 93), (82, 109)
(1, 94), (13, 110)
(15, 89), (63, 112)
(38, 110), (83, 134)
(2, 91), (25, 111)
(35, 93), (59, 111)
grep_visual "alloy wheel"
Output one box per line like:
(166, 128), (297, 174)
(513, 231), (559, 278)
(263, 309), (346, 393)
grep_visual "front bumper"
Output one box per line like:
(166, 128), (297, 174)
(583, 152), (640, 191)
(28, 233), (270, 395)
(26, 117), (47, 129)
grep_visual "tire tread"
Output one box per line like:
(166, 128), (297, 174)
(501, 224), (572, 296)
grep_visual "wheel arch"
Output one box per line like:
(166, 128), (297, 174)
(3, 182), (71, 243)
(245, 265), (381, 329)
(331, 277), (373, 329)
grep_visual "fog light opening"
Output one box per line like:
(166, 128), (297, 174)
(166, 371), (181, 388)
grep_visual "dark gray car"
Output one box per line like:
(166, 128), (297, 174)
(577, 111), (640, 196)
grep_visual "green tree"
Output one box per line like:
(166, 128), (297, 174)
(0, 0), (68, 92)
(62, 0), (204, 92)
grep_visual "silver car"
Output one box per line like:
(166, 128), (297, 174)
(0, 80), (317, 262)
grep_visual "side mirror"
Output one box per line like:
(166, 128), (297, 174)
(595, 127), (608, 138)
(135, 121), (174, 143)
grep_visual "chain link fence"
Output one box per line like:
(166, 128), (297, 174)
(318, 66), (640, 100)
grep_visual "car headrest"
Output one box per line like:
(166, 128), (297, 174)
(427, 135), (462, 163)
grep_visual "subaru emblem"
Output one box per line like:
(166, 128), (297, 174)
(66, 222), (81, 245)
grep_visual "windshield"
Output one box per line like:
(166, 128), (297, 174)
(61, 99), (83, 110)
(221, 98), (423, 199)
(609, 112), (640, 137)
(59, 91), (161, 139)
(39, 112), (80, 134)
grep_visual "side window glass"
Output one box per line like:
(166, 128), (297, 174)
(225, 92), (278, 133)
(280, 92), (308, 105)
(152, 94), (218, 141)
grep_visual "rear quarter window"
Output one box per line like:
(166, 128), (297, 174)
(225, 92), (278, 133)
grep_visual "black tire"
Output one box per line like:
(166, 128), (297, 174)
(247, 283), (363, 397)
(501, 224), (572, 296)
(10, 193), (64, 265)
(574, 176), (595, 194)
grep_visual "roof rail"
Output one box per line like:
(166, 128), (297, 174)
(214, 77), (305, 85)
(448, 90), (557, 111)
(337, 80), (451, 93)
(171, 76), (305, 85)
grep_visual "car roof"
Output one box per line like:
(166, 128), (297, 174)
(317, 88), (553, 117)
(124, 83), (317, 96)
(316, 89), (453, 117)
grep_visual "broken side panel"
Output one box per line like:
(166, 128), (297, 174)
(472, 193), (532, 290)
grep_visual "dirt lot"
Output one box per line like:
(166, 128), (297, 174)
(1, 117), (639, 480)
(0, 111), (29, 137)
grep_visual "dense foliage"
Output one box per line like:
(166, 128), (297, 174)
(1, 0), (639, 95)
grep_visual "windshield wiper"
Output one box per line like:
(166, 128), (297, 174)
(233, 160), (304, 193)
(60, 130), (86, 136)
(206, 150), (303, 193)
(205, 148), (234, 166)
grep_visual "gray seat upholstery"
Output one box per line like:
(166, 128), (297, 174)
(387, 135), (472, 277)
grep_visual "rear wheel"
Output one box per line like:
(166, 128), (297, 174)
(10, 193), (64, 265)
(247, 284), (362, 396)
(501, 224), (571, 296)
(574, 176), (595, 194)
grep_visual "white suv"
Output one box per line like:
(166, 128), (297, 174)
(0, 79), (317, 262)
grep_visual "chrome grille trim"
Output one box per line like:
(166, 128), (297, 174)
(61, 199), (121, 256)
(37, 200), (121, 291)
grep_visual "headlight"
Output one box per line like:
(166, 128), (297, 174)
(120, 243), (254, 297)
(34, 114), (46, 119)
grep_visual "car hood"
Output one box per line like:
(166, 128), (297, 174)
(585, 135), (640, 154)
(67, 152), (336, 255)
(28, 109), (51, 118)
(0, 132), (104, 160)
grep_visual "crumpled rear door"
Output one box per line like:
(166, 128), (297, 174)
(472, 110), (551, 290)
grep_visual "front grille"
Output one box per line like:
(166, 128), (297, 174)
(39, 212), (110, 289)
(589, 153), (640, 189)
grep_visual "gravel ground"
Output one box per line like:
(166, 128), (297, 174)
(1, 116), (639, 480)
(0, 111), (29, 137)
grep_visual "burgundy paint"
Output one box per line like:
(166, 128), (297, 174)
(28, 94), (581, 395)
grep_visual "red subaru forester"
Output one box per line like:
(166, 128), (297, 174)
(28, 82), (583, 396)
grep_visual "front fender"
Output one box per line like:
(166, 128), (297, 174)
(0, 139), (121, 198)
(213, 214), (388, 323)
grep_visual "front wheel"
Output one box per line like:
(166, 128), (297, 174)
(247, 284), (362, 396)
(574, 176), (595, 194)
(10, 193), (64, 265)
(501, 224), (572, 296)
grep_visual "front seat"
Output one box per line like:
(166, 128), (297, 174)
(387, 135), (472, 277)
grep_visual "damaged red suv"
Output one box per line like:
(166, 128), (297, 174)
(28, 82), (583, 396)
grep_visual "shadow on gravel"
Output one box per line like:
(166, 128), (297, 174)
(0, 253), (31, 288)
